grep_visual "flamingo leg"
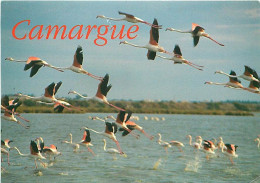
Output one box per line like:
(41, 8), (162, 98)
(207, 36), (224, 46)
(87, 146), (96, 156)
(14, 113), (30, 122)
(44, 64), (64, 72)
(114, 140), (123, 154)
(229, 157), (234, 165)
(124, 127), (140, 139)
(108, 103), (126, 111)
(140, 21), (162, 29)
(17, 120), (30, 129)
(7, 153), (10, 166)
(164, 147), (168, 154)
(86, 72), (104, 81)
(34, 158), (38, 169)
(141, 130), (154, 140)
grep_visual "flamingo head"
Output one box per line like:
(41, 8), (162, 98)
(80, 126), (88, 131)
(5, 57), (14, 61)
(68, 90), (77, 95)
(119, 41), (128, 45)
(218, 136), (223, 141)
(186, 135), (191, 139)
(254, 138), (260, 142)
(215, 70), (224, 74)
(196, 136), (202, 140)
(96, 15), (105, 19)
(204, 81), (212, 85)
(165, 28), (174, 31)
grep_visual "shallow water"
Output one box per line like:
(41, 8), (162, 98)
(1, 113), (260, 183)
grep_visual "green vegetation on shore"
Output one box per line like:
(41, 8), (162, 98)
(12, 97), (260, 116)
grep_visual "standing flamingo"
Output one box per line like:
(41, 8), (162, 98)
(215, 66), (259, 82)
(97, 11), (161, 28)
(157, 45), (203, 71)
(5, 57), (63, 77)
(102, 139), (121, 155)
(157, 133), (171, 153)
(78, 128), (95, 156)
(223, 144), (238, 165)
(59, 46), (103, 81)
(120, 18), (172, 60)
(186, 135), (202, 149)
(68, 74), (125, 111)
(205, 70), (244, 89)
(166, 23), (224, 47)
(81, 122), (124, 154)
(61, 133), (80, 152)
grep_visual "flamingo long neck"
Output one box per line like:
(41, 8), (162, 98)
(70, 135), (73, 144)
(166, 28), (191, 34)
(88, 128), (102, 135)
(188, 136), (192, 146)
(157, 54), (172, 60)
(158, 134), (162, 142)
(102, 16), (125, 21)
(72, 91), (92, 100)
(96, 117), (106, 122)
(208, 82), (227, 85)
(217, 71), (235, 78)
(103, 140), (107, 151)
(125, 42), (146, 49)
(10, 59), (27, 62)
(13, 147), (27, 156)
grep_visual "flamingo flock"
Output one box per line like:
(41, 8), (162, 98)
(2, 10), (259, 173)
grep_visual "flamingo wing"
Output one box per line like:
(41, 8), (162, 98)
(54, 104), (64, 113)
(244, 65), (254, 76)
(30, 64), (43, 77)
(73, 46), (83, 67)
(118, 110), (126, 122)
(24, 60), (42, 71)
(125, 111), (132, 122)
(252, 70), (259, 79)
(225, 144), (238, 152)
(45, 82), (56, 97)
(100, 74), (112, 97)
(151, 19), (159, 43)
(2, 95), (9, 107)
(118, 11), (135, 18)
(193, 36), (200, 47)
(229, 70), (241, 83)
(30, 140), (39, 154)
(84, 129), (91, 143)
(54, 81), (62, 95)
(173, 45), (182, 56)
(250, 80), (260, 89)
(112, 122), (118, 134)
(147, 50), (156, 60)
(1, 140), (5, 146)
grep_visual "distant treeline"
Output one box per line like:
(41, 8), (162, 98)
(10, 97), (260, 116)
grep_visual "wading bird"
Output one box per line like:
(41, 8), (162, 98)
(81, 122), (124, 154)
(223, 144), (238, 165)
(203, 140), (215, 160)
(157, 45), (203, 71)
(1, 96), (30, 129)
(157, 133), (171, 153)
(186, 135), (202, 149)
(97, 11), (162, 28)
(17, 81), (81, 111)
(215, 66), (259, 82)
(102, 139), (120, 155)
(42, 144), (61, 160)
(169, 140), (185, 152)
(59, 46), (103, 81)
(120, 18), (172, 60)
(61, 133), (80, 152)
(68, 74), (125, 111)
(78, 128), (95, 156)
(254, 138), (260, 149)
(205, 70), (244, 89)
(5, 57), (63, 77)
(166, 23), (224, 47)
(1, 148), (10, 165)
(1, 139), (13, 149)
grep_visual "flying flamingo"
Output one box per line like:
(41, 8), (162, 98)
(107, 111), (140, 139)
(1, 97), (30, 129)
(42, 144), (61, 160)
(1, 95), (30, 123)
(59, 46), (103, 81)
(81, 122), (124, 154)
(215, 66), (259, 82)
(78, 128), (95, 156)
(118, 120), (154, 140)
(120, 18), (172, 60)
(17, 81), (81, 112)
(186, 135), (202, 149)
(68, 74), (125, 111)
(157, 133), (172, 154)
(166, 23), (224, 47)
(205, 70), (244, 89)
(223, 144), (238, 165)
(157, 45), (204, 71)
(5, 57), (63, 77)
(1, 148), (10, 165)
(243, 81), (260, 94)
(11, 141), (46, 169)
(96, 11), (162, 28)
(61, 133), (80, 152)
(1, 139), (13, 149)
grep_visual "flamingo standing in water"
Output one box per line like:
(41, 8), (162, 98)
(5, 57), (63, 77)
(157, 45), (204, 71)
(97, 11), (161, 28)
(223, 144), (238, 165)
(81, 122), (124, 154)
(17, 81), (81, 112)
(61, 133), (80, 152)
(169, 140), (185, 152)
(120, 18), (172, 60)
(118, 120), (154, 140)
(68, 74), (125, 111)
(1, 148), (10, 165)
(1, 96), (30, 129)
(166, 23), (224, 47)
(157, 133), (171, 153)
(102, 139), (121, 155)
(215, 66), (259, 82)
(59, 46), (103, 81)
(205, 70), (244, 89)
(254, 138), (260, 149)
(77, 128), (95, 156)
(186, 135), (202, 149)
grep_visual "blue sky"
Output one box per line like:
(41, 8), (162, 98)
(1, 1), (260, 102)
